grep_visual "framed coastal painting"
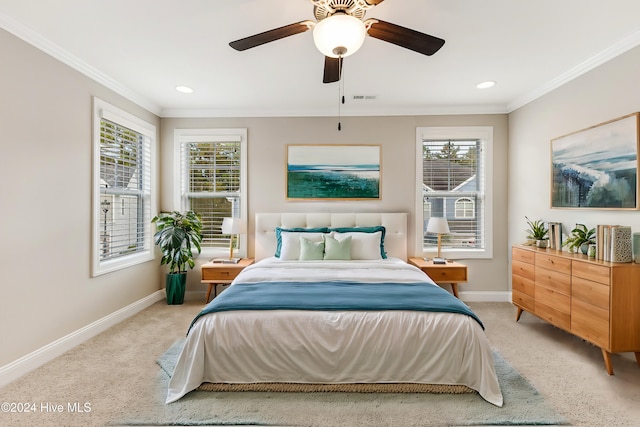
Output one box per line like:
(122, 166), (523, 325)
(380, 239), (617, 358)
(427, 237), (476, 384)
(286, 144), (381, 200)
(551, 113), (639, 209)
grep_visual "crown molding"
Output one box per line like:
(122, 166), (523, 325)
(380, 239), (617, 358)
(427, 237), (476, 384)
(507, 28), (640, 112)
(159, 103), (509, 118)
(0, 12), (161, 115)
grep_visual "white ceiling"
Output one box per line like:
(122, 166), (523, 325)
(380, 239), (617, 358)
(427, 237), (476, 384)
(2, 0), (640, 118)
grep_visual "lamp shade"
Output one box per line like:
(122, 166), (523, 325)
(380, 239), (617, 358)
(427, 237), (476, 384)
(313, 14), (366, 58)
(426, 217), (450, 234)
(221, 217), (246, 235)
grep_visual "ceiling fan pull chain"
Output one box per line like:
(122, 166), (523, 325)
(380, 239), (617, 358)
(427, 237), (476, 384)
(338, 54), (343, 131)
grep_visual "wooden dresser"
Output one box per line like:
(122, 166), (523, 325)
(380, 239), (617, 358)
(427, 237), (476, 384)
(512, 244), (640, 375)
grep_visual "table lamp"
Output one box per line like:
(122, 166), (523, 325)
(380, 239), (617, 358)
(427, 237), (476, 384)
(426, 217), (450, 258)
(221, 217), (246, 260)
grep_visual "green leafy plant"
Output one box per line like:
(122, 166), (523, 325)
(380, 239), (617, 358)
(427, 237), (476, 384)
(525, 216), (548, 240)
(152, 210), (203, 273)
(563, 224), (595, 253)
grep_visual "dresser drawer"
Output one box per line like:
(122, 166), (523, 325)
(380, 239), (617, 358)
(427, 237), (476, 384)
(513, 290), (535, 313)
(572, 260), (610, 285)
(572, 298), (610, 348)
(536, 285), (570, 314)
(535, 253), (572, 274)
(512, 273), (535, 297)
(535, 266), (571, 295)
(572, 276), (610, 310)
(535, 301), (570, 331)
(513, 247), (535, 264)
(512, 260), (535, 281)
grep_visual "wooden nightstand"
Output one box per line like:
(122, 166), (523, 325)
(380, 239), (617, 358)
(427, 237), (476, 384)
(201, 258), (254, 303)
(408, 257), (468, 298)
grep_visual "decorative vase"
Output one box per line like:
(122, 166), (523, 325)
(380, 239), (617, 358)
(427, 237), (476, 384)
(580, 243), (589, 255)
(634, 233), (640, 263)
(166, 273), (187, 305)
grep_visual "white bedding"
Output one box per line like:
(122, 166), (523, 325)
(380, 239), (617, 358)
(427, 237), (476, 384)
(166, 258), (503, 406)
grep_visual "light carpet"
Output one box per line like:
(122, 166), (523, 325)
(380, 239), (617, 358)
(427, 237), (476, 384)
(110, 339), (569, 426)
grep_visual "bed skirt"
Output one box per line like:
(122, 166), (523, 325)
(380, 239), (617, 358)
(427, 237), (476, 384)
(197, 382), (475, 394)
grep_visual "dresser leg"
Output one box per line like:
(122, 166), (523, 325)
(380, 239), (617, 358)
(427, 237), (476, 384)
(515, 307), (523, 322)
(601, 349), (614, 375)
(635, 352), (640, 367)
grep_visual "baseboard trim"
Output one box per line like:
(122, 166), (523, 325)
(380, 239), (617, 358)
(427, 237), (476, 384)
(0, 290), (165, 388)
(459, 291), (511, 302)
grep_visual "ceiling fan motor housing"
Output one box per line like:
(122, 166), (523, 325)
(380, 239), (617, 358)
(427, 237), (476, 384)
(312, 0), (369, 21)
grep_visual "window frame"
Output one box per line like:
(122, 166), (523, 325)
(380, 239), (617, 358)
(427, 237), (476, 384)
(415, 126), (493, 259)
(174, 128), (248, 258)
(91, 97), (157, 276)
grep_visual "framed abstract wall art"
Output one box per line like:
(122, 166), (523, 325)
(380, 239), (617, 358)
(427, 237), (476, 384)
(286, 144), (381, 200)
(551, 113), (639, 209)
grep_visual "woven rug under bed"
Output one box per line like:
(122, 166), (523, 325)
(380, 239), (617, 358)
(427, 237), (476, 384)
(196, 382), (474, 394)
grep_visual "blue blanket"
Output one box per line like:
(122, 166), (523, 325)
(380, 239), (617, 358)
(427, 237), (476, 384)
(188, 281), (483, 334)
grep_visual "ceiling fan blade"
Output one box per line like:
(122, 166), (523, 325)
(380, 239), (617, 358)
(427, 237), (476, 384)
(323, 56), (343, 83)
(366, 19), (445, 56)
(229, 20), (314, 51)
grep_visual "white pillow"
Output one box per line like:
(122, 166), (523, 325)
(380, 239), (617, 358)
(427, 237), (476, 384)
(333, 231), (383, 260)
(280, 232), (326, 260)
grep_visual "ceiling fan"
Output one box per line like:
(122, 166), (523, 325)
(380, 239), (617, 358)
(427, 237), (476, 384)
(229, 0), (445, 84)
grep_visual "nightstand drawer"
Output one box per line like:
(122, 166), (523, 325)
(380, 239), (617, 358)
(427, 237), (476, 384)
(202, 268), (239, 281)
(427, 266), (467, 282)
(201, 258), (254, 283)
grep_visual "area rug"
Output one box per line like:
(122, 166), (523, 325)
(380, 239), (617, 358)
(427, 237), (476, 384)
(112, 339), (570, 426)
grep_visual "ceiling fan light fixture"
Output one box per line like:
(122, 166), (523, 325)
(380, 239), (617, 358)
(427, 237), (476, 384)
(313, 14), (366, 58)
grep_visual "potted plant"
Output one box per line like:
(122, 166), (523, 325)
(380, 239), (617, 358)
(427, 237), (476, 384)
(525, 216), (548, 248)
(152, 210), (203, 305)
(563, 224), (595, 254)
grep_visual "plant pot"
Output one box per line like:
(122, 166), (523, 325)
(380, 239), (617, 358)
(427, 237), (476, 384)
(579, 243), (590, 255)
(166, 273), (187, 305)
(536, 239), (548, 248)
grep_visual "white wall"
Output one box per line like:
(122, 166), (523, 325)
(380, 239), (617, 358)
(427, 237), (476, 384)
(508, 45), (640, 271)
(0, 29), (162, 368)
(160, 114), (509, 295)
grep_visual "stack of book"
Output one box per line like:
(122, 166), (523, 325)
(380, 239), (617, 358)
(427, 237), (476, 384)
(548, 222), (563, 249)
(596, 225), (632, 262)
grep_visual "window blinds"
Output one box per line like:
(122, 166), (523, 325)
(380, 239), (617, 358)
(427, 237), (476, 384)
(422, 139), (485, 250)
(181, 138), (242, 248)
(99, 119), (151, 261)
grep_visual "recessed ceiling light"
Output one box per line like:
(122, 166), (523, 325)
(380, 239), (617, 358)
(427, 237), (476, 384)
(175, 85), (193, 93)
(476, 81), (496, 89)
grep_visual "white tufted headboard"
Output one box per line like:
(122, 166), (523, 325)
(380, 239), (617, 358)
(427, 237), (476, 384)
(255, 212), (408, 261)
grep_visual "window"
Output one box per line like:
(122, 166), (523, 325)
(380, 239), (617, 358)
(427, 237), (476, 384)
(92, 98), (156, 276)
(415, 127), (493, 258)
(175, 129), (247, 255)
(455, 197), (475, 219)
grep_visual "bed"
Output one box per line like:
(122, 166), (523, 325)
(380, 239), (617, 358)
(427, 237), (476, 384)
(166, 213), (503, 407)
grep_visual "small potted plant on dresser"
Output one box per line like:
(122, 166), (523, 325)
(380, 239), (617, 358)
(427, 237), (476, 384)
(152, 210), (203, 304)
(525, 217), (548, 248)
(563, 223), (595, 254)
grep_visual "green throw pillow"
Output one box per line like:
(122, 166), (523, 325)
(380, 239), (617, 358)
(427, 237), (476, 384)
(323, 235), (351, 260)
(299, 236), (325, 260)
